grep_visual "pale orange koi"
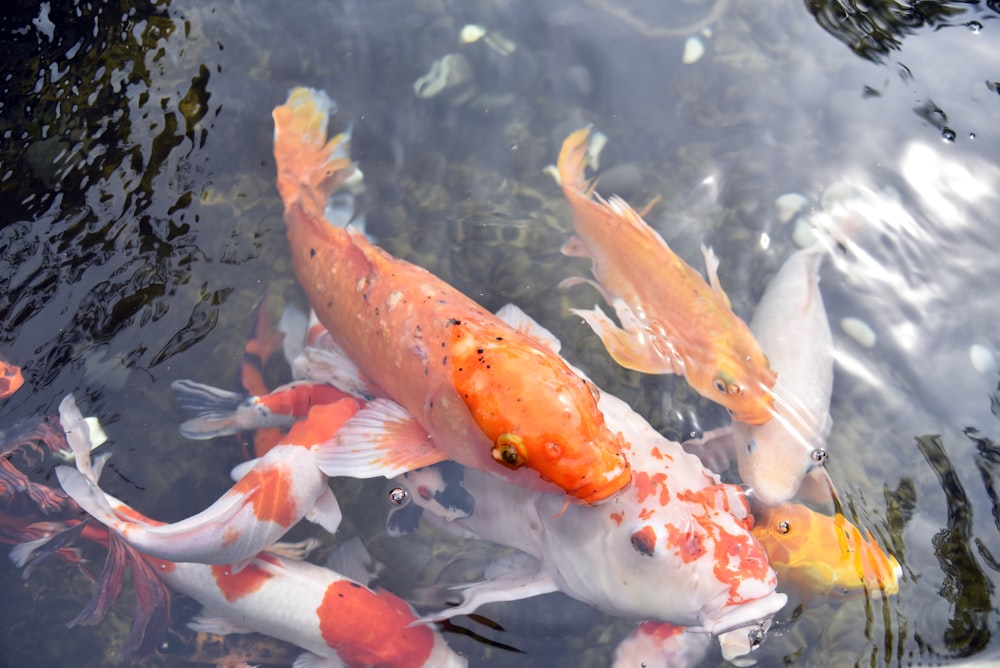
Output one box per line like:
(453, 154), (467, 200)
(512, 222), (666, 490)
(272, 87), (630, 503)
(751, 501), (901, 599)
(0, 355), (24, 399)
(556, 128), (777, 425)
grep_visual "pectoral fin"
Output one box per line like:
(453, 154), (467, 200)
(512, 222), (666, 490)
(701, 245), (732, 308)
(570, 305), (680, 375)
(312, 398), (447, 479)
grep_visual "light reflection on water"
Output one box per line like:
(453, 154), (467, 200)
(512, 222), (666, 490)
(1, 0), (999, 666)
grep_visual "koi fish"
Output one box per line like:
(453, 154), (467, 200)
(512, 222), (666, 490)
(0, 355), (24, 399)
(411, 305), (786, 637)
(57, 394), (359, 570)
(611, 622), (711, 668)
(272, 87), (631, 504)
(172, 378), (353, 440)
(729, 242), (837, 505)
(751, 502), (901, 599)
(556, 128), (777, 425)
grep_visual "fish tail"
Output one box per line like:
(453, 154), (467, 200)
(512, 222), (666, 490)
(557, 127), (594, 195)
(272, 87), (356, 219)
(171, 379), (249, 439)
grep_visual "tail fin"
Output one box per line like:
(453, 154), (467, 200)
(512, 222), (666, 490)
(171, 379), (249, 440)
(557, 127), (594, 195)
(272, 87), (356, 219)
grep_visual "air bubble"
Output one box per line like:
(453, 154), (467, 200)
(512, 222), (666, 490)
(941, 127), (956, 143)
(388, 486), (410, 506)
(966, 21), (982, 34)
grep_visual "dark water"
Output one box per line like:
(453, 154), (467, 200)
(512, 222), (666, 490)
(1, 0), (999, 666)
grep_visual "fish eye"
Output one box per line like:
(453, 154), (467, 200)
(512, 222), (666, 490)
(777, 520), (790, 534)
(492, 433), (526, 469)
(713, 378), (727, 393)
(811, 448), (829, 464)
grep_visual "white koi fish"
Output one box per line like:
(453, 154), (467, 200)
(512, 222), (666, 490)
(56, 394), (360, 571)
(729, 242), (837, 506)
(398, 305), (787, 638)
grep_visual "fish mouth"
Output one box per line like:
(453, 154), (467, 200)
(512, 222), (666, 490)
(689, 590), (787, 636)
(568, 457), (632, 504)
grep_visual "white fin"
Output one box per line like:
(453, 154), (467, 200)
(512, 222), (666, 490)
(324, 536), (377, 586)
(313, 399), (446, 479)
(279, 304), (310, 368)
(266, 538), (322, 561)
(172, 379), (259, 439)
(292, 345), (378, 399)
(187, 612), (256, 636)
(55, 465), (122, 526)
(493, 303), (561, 354)
(682, 426), (736, 475)
(417, 553), (558, 622)
(701, 244), (732, 308)
(58, 394), (97, 482)
(304, 485), (343, 534)
(293, 652), (347, 668)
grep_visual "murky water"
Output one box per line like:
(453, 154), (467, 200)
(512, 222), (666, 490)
(1, 0), (999, 666)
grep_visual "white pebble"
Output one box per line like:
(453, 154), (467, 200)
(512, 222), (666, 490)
(792, 216), (817, 247)
(841, 317), (877, 348)
(775, 193), (809, 223)
(969, 344), (997, 376)
(682, 36), (705, 64)
(459, 24), (487, 44)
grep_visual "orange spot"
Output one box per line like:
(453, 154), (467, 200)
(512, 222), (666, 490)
(212, 562), (272, 602)
(639, 620), (685, 640)
(221, 524), (242, 548)
(650, 446), (663, 460)
(113, 503), (164, 527)
(282, 398), (361, 448)
(0, 359), (24, 399)
(631, 525), (657, 556)
(638, 506), (655, 521)
(609, 511), (624, 526)
(230, 464), (297, 527)
(317, 581), (434, 667)
(632, 471), (668, 505)
(663, 522), (706, 563)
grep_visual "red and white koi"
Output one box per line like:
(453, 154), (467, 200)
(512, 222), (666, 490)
(273, 87), (631, 503)
(57, 394), (360, 570)
(413, 305), (786, 638)
(172, 378), (353, 440)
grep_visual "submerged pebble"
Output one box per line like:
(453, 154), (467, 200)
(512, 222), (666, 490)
(775, 192), (809, 223)
(841, 317), (877, 348)
(969, 344), (997, 376)
(683, 36), (705, 64)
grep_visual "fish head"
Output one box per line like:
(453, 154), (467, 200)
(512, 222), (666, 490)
(696, 353), (778, 426)
(452, 333), (631, 504)
(751, 502), (901, 599)
(732, 418), (830, 507)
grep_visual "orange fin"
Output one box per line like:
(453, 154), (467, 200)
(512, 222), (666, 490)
(700, 245), (732, 309)
(569, 305), (680, 375)
(313, 398), (447, 478)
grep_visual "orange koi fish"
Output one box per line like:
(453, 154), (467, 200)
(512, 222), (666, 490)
(751, 502), (901, 599)
(556, 128), (777, 425)
(272, 87), (630, 503)
(0, 355), (24, 399)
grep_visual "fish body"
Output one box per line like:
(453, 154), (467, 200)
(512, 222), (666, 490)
(0, 355), (24, 399)
(272, 88), (630, 503)
(731, 243), (834, 505)
(173, 378), (353, 440)
(751, 502), (901, 599)
(144, 550), (466, 668)
(415, 306), (786, 635)
(57, 398), (359, 568)
(557, 128), (776, 425)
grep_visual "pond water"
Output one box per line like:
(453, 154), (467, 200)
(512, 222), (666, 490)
(1, 0), (999, 666)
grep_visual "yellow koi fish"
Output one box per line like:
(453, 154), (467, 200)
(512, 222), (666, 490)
(557, 128), (777, 425)
(751, 502), (901, 599)
(272, 88), (630, 503)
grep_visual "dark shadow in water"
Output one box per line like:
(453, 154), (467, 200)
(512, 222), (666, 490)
(916, 434), (994, 657)
(804, 0), (998, 62)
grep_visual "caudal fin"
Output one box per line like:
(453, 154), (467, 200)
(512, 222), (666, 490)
(171, 379), (248, 439)
(272, 87), (356, 219)
(557, 127), (594, 195)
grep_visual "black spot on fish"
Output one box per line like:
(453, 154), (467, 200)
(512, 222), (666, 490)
(496, 336), (503, 341)
(477, 348), (484, 354)
(310, 248), (316, 258)
(448, 318), (462, 326)
(630, 526), (657, 557)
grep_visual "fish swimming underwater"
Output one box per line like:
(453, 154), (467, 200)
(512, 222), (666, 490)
(751, 501), (901, 600)
(57, 394), (358, 570)
(0, 355), (24, 399)
(272, 87), (630, 503)
(556, 128), (777, 425)
(730, 241), (838, 505)
(407, 305), (787, 639)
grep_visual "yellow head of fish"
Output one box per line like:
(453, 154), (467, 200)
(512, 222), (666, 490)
(752, 502), (901, 599)
(691, 352), (778, 426)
